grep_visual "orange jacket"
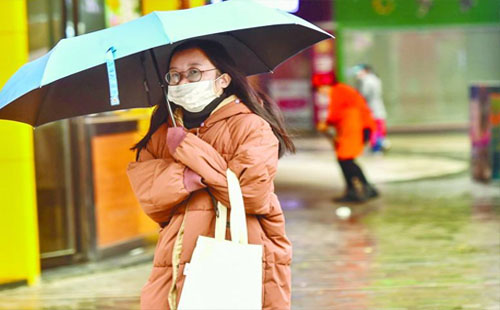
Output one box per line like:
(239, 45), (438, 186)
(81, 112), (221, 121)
(326, 83), (375, 159)
(127, 99), (291, 310)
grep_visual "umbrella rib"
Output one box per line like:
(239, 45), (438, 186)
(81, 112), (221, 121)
(226, 33), (274, 74)
(152, 12), (172, 44)
(34, 85), (51, 126)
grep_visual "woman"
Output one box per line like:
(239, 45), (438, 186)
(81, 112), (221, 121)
(317, 76), (379, 202)
(127, 40), (294, 310)
(354, 64), (389, 153)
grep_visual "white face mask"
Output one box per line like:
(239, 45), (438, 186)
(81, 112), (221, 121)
(167, 77), (222, 113)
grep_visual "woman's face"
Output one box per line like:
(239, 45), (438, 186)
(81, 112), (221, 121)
(169, 47), (231, 94)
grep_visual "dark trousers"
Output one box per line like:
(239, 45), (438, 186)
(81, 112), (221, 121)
(338, 158), (368, 190)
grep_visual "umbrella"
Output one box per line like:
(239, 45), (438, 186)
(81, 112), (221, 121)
(0, 0), (333, 127)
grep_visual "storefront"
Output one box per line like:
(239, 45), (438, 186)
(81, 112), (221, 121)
(334, 0), (500, 129)
(24, 0), (213, 270)
(259, 0), (335, 132)
(25, 0), (158, 269)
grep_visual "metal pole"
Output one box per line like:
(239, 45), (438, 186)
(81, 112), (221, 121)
(149, 49), (177, 127)
(61, 0), (67, 38)
(72, 0), (79, 36)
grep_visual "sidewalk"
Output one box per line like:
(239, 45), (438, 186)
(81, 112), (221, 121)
(277, 133), (470, 188)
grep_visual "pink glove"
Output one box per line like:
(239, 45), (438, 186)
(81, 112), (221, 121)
(166, 126), (187, 156)
(183, 167), (206, 192)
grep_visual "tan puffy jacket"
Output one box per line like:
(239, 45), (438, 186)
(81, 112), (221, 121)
(127, 97), (292, 310)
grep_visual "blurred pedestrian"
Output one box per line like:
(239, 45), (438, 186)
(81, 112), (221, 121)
(317, 75), (379, 202)
(354, 64), (390, 153)
(127, 40), (293, 310)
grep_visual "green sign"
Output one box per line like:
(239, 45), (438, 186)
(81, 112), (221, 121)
(336, 0), (500, 27)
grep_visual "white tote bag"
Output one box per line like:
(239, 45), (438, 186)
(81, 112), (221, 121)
(178, 169), (263, 310)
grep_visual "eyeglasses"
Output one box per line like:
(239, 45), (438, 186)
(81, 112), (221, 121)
(165, 67), (218, 85)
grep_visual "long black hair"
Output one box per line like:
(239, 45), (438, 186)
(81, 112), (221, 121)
(132, 40), (295, 158)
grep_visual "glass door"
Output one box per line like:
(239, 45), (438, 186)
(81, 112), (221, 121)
(34, 121), (78, 266)
(28, 0), (79, 267)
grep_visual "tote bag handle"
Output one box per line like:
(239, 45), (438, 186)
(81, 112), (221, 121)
(214, 169), (248, 245)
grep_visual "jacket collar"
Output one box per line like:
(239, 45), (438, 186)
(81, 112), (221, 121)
(202, 95), (252, 128)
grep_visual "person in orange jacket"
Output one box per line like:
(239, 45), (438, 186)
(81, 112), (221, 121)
(317, 76), (379, 202)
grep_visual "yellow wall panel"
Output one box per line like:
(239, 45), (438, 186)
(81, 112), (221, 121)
(5, 33), (29, 62)
(142, 0), (181, 14)
(0, 149), (39, 284)
(188, 0), (205, 8)
(0, 33), (27, 87)
(0, 0), (40, 286)
(0, 121), (34, 161)
(0, 0), (27, 32)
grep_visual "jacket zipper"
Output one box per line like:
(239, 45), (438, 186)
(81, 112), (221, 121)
(167, 199), (190, 309)
(168, 127), (200, 308)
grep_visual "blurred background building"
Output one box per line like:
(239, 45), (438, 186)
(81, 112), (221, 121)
(0, 0), (499, 288)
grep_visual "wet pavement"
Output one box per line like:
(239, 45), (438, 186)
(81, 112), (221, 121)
(283, 177), (499, 309)
(1, 132), (499, 310)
